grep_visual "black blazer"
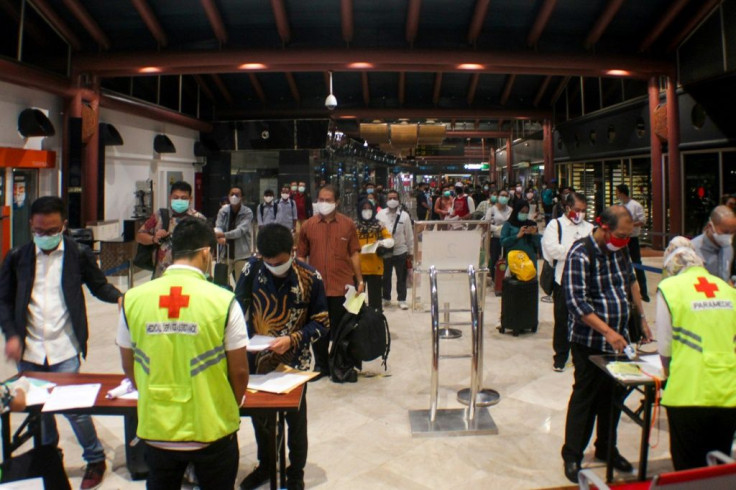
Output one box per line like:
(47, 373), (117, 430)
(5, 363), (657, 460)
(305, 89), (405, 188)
(0, 236), (122, 359)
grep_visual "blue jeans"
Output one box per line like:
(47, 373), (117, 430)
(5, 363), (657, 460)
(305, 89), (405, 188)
(19, 356), (105, 463)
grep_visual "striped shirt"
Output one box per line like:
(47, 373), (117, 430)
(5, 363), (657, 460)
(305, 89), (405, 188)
(297, 212), (361, 297)
(563, 235), (636, 353)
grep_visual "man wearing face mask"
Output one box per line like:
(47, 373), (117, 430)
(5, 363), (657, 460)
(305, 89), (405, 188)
(560, 206), (652, 483)
(377, 190), (414, 310)
(0, 196), (123, 489)
(235, 224), (328, 490)
(291, 181), (313, 233)
(216, 186), (254, 282)
(274, 184), (298, 233)
(542, 192), (593, 372)
(452, 182), (475, 219)
(138, 181), (206, 279)
(297, 185), (363, 377)
(616, 184), (649, 301)
(415, 182), (431, 221)
(691, 205), (736, 284)
(256, 190), (277, 228)
(118, 218), (249, 489)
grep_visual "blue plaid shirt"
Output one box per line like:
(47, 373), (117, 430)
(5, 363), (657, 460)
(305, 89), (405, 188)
(563, 235), (636, 353)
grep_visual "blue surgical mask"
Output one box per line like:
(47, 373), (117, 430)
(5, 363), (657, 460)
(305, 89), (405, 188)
(490, 195), (497, 203)
(498, 196), (509, 205)
(366, 188), (374, 194)
(518, 213), (529, 221)
(34, 232), (62, 251)
(171, 199), (190, 214)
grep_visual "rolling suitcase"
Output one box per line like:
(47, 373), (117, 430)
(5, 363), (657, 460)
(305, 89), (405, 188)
(214, 243), (231, 290)
(500, 276), (538, 336)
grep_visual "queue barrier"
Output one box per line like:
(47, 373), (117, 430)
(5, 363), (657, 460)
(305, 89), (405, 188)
(409, 265), (499, 437)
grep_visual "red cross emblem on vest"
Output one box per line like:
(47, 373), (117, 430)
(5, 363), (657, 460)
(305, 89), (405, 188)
(694, 277), (719, 298)
(159, 286), (190, 318)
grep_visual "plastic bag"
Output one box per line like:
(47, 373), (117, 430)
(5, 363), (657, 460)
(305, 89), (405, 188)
(507, 250), (536, 282)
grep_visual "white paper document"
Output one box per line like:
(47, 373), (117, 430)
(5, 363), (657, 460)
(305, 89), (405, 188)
(119, 391), (139, 400)
(25, 383), (52, 406)
(42, 384), (101, 412)
(247, 371), (313, 394)
(360, 242), (379, 254)
(0, 477), (44, 489)
(246, 335), (276, 352)
(343, 284), (366, 314)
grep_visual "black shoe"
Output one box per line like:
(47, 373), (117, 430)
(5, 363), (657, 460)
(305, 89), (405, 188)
(309, 370), (329, 382)
(240, 465), (269, 490)
(641, 296), (650, 303)
(286, 479), (305, 490)
(563, 460), (581, 483)
(595, 452), (633, 473)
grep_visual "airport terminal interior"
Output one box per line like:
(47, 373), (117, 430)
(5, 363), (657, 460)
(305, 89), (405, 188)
(1, 0), (736, 488)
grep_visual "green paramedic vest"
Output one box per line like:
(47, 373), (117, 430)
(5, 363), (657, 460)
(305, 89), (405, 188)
(123, 267), (241, 442)
(657, 266), (736, 407)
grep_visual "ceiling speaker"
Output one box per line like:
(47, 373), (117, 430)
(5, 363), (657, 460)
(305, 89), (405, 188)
(154, 134), (176, 153)
(18, 108), (55, 137)
(99, 123), (124, 146)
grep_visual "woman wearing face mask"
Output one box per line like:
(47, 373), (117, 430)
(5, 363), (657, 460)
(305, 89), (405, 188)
(500, 199), (542, 267)
(356, 200), (394, 311)
(434, 186), (454, 221)
(485, 190), (512, 278)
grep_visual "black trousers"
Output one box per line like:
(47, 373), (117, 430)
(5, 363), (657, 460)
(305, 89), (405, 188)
(313, 296), (347, 371)
(627, 237), (649, 299)
(145, 432), (239, 490)
(365, 274), (383, 311)
(543, 203), (554, 224)
(252, 385), (309, 480)
(552, 282), (570, 367)
(666, 406), (736, 470)
(562, 343), (625, 464)
(382, 253), (408, 302)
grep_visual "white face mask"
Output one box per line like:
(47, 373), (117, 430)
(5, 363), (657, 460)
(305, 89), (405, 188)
(264, 257), (293, 277)
(281, 193), (290, 200)
(387, 199), (399, 209)
(298, 186), (305, 193)
(570, 212), (585, 225)
(516, 187), (522, 193)
(229, 195), (241, 206)
(264, 196), (273, 203)
(316, 201), (336, 215)
(361, 209), (374, 220)
(713, 231), (734, 248)
(526, 192), (534, 200)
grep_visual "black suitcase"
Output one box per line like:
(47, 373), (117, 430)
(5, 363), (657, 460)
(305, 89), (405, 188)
(214, 243), (231, 290)
(500, 276), (538, 336)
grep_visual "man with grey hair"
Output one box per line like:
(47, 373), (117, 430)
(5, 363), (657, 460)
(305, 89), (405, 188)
(691, 205), (736, 283)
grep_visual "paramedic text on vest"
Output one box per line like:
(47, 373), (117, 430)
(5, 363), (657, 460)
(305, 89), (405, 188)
(117, 217), (249, 490)
(656, 242), (736, 471)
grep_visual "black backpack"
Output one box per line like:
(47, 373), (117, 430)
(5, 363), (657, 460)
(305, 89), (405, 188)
(329, 304), (391, 383)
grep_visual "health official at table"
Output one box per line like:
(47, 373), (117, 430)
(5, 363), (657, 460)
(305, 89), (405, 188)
(117, 217), (249, 490)
(656, 237), (736, 470)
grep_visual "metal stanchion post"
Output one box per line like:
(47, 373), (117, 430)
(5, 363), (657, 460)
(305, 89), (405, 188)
(457, 266), (501, 409)
(429, 266), (440, 422)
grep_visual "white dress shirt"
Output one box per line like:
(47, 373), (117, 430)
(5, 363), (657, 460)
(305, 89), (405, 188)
(541, 215), (594, 285)
(622, 198), (645, 237)
(24, 240), (81, 365)
(484, 205), (512, 238)
(376, 208), (414, 256)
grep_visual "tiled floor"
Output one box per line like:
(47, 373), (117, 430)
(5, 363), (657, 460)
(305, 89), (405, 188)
(1, 258), (679, 489)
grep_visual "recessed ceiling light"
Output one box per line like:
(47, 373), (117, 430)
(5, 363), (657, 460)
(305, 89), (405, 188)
(139, 66), (161, 73)
(239, 63), (267, 70)
(458, 63), (484, 70)
(606, 69), (630, 76)
(348, 62), (374, 69)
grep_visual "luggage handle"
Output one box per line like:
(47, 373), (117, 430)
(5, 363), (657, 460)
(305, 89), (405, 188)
(216, 243), (229, 263)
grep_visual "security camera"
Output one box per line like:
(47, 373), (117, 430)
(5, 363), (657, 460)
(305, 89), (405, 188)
(325, 94), (337, 110)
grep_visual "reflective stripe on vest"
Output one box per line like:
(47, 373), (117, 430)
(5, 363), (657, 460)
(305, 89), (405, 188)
(658, 266), (736, 407)
(124, 267), (240, 443)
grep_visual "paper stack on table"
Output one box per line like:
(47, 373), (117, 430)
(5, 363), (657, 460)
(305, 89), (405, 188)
(42, 384), (101, 412)
(247, 364), (318, 394)
(24, 378), (56, 406)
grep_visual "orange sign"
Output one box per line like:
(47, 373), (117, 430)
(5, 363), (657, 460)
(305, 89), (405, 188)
(0, 147), (56, 168)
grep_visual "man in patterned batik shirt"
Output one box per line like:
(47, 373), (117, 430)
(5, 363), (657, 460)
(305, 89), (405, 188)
(235, 223), (329, 490)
